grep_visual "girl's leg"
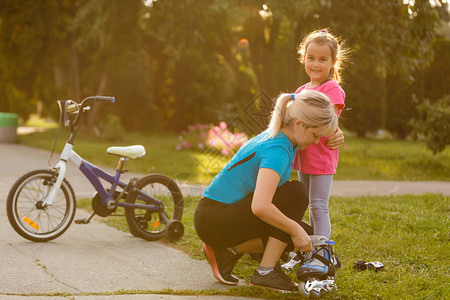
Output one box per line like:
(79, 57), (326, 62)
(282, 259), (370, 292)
(298, 172), (312, 228)
(308, 174), (333, 239)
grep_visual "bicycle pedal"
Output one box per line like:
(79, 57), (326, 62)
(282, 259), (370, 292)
(74, 219), (90, 224)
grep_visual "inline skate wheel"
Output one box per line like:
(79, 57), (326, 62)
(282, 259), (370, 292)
(166, 220), (184, 242)
(310, 289), (321, 299)
(298, 281), (310, 298)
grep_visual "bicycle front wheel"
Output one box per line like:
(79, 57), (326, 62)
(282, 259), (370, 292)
(125, 173), (184, 241)
(6, 169), (76, 242)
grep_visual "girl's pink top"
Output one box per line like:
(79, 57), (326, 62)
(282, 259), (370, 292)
(292, 80), (345, 175)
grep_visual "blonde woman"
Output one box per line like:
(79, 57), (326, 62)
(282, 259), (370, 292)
(194, 90), (338, 292)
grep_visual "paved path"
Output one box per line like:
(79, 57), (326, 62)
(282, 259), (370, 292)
(0, 144), (448, 299)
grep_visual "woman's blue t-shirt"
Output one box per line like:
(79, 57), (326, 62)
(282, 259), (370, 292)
(202, 130), (296, 204)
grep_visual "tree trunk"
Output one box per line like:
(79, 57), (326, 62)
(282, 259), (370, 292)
(68, 35), (81, 101)
(85, 72), (108, 135)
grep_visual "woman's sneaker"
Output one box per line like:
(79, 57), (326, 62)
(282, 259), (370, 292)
(202, 243), (242, 285)
(249, 266), (297, 292)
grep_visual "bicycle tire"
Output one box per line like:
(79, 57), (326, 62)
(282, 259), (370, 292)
(125, 173), (184, 241)
(6, 169), (76, 242)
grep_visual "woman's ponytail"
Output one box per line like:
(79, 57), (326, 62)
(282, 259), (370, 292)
(267, 93), (292, 139)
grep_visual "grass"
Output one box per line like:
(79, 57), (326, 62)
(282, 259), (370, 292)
(336, 139), (450, 181)
(17, 129), (449, 298)
(76, 193), (449, 299)
(18, 128), (450, 183)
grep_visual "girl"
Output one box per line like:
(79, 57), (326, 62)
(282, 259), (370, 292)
(293, 29), (349, 239)
(194, 90), (338, 292)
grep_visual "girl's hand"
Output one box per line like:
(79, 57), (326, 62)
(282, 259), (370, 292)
(292, 227), (312, 253)
(326, 127), (344, 150)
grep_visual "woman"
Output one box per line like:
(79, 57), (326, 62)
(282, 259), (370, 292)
(194, 89), (338, 292)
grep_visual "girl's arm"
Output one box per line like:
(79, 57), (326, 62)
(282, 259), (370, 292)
(326, 105), (345, 149)
(251, 168), (312, 252)
(326, 127), (344, 149)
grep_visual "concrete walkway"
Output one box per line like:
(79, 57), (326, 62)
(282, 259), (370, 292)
(0, 144), (448, 299)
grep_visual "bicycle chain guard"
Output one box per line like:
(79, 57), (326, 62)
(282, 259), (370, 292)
(92, 192), (119, 217)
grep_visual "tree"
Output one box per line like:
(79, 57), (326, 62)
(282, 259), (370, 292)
(321, 0), (443, 137)
(0, 0), (84, 119)
(70, 0), (151, 132)
(0, 0), (446, 139)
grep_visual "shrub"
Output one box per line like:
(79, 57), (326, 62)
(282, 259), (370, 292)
(208, 122), (248, 156)
(410, 95), (450, 154)
(176, 122), (248, 156)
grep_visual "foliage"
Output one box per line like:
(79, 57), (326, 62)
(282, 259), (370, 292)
(1, 0), (448, 137)
(410, 95), (450, 154)
(0, 0), (79, 117)
(422, 39), (450, 100)
(176, 123), (210, 151)
(326, 0), (446, 137)
(96, 114), (126, 142)
(207, 122), (248, 156)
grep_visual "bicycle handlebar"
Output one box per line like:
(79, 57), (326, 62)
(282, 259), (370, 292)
(92, 96), (115, 104)
(80, 96), (115, 106)
(62, 96), (116, 129)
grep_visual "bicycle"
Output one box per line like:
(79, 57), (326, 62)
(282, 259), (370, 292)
(6, 96), (184, 243)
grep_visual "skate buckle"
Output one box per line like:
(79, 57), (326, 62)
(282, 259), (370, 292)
(281, 258), (302, 271)
(305, 278), (335, 292)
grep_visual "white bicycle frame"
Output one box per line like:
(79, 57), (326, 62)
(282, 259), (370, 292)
(41, 141), (163, 216)
(42, 143), (82, 206)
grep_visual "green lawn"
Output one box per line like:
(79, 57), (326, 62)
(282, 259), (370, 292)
(18, 129), (449, 298)
(77, 193), (449, 299)
(18, 128), (450, 183)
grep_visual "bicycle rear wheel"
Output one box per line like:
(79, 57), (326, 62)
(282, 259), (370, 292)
(125, 173), (183, 241)
(6, 169), (76, 242)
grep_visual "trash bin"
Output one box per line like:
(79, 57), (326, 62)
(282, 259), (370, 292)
(0, 112), (18, 143)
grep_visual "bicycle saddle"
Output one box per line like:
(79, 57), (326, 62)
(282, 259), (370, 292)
(107, 145), (146, 159)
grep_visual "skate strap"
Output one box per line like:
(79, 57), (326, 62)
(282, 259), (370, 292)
(312, 248), (332, 267)
(311, 237), (335, 247)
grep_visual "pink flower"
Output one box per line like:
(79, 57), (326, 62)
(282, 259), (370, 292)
(182, 141), (192, 149)
(219, 121), (227, 129)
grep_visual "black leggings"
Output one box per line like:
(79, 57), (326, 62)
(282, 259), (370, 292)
(194, 180), (312, 252)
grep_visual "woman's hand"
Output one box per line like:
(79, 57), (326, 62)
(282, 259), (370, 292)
(291, 226), (312, 253)
(326, 127), (344, 150)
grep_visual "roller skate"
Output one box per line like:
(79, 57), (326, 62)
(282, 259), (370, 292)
(281, 251), (307, 272)
(296, 235), (339, 298)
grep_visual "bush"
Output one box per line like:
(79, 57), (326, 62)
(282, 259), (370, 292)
(410, 95), (450, 154)
(176, 122), (248, 156)
(208, 122), (248, 156)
